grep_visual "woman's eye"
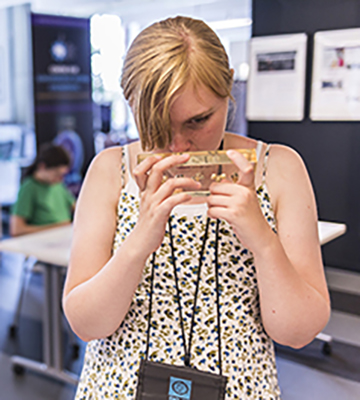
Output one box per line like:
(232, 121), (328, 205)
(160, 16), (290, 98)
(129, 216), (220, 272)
(187, 114), (211, 126)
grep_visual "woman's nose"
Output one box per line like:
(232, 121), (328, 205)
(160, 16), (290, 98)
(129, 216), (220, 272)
(168, 132), (191, 153)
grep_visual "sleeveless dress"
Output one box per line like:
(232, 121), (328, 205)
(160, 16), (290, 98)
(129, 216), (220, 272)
(75, 142), (281, 400)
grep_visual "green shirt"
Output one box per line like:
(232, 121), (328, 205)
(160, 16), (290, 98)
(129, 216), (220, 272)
(11, 177), (75, 226)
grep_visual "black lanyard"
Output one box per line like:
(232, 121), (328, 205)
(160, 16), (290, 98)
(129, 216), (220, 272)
(145, 215), (223, 375)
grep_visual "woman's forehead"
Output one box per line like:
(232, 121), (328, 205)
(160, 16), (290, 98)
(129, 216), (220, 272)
(169, 82), (225, 120)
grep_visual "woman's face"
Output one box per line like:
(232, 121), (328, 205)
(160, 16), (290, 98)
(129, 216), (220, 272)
(38, 164), (69, 184)
(158, 81), (229, 153)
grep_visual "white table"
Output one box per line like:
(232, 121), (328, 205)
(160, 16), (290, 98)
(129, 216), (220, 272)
(318, 220), (347, 246)
(0, 221), (347, 383)
(317, 221), (346, 352)
(0, 225), (77, 385)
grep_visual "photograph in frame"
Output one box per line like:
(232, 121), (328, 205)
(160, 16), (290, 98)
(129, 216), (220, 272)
(310, 28), (360, 121)
(246, 33), (307, 121)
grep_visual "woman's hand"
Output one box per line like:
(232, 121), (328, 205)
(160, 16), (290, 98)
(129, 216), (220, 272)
(207, 150), (271, 252)
(132, 153), (201, 255)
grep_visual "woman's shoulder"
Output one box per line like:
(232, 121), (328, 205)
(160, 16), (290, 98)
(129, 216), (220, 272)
(19, 176), (37, 191)
(77, 146), (125, 209)
(81, 146), (124, 195)
(91, 141), (141, 167)
(20, 175), (34, 185)
(224, 132), (259, 150)
(265, 144), (311, 205)
(267, 143), (306, 174)
(225, 133), (304, 168)
(91, 145), (123, 166)
(225, 132), (301, 160)
(84, 141), (141, 189)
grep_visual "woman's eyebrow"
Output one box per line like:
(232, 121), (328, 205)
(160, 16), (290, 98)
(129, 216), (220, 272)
(184, 108), (214, 123)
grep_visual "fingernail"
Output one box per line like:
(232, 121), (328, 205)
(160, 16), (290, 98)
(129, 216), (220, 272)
(227, 150), (236, 157)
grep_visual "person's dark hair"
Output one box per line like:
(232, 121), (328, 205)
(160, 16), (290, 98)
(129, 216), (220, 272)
(24, 143), (71, 178)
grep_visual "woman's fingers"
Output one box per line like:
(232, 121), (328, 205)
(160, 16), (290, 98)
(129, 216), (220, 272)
(206, 205), (231, 221)
(153, 177), (201, 202)
(134, 153), (190, 192)
(207, 181), (258, 222)
(146, 153), (190, 191)
(133, 155), (162, 191)
(207, 191), (232, 207)
(226, 150), (255, 188)
(209, 181), (241, 197)
(159, 191), (193, 215)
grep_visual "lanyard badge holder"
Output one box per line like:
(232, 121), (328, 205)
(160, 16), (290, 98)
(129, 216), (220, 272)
(136, 216), (228, 400)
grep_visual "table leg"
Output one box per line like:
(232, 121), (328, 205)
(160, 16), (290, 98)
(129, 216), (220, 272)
(51, 265), (63, 370)
(11, 263), (78, 385)
(43, 264), (53, 366)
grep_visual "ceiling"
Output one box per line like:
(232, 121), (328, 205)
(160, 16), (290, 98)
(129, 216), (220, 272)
(0, 0), (251, 26)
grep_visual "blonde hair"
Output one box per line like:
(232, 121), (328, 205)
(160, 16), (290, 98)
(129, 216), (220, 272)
(121, 16), (233, 150)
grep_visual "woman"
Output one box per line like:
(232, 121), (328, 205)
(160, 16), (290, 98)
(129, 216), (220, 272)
(10, 143), (75, 237)
(63, 16), (330, 399)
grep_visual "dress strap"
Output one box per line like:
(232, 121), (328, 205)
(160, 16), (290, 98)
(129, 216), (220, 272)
(261, 144), (271, 185)
(120, 146), (127, 190)
(256, 140), (263, 161)
(121, 145), (140, 197)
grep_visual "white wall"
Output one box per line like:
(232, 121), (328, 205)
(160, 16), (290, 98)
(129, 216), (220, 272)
(230, 40), (250, 79)
(0, 4), (34, 127)
(11, 3), (34, 127)
(0, 8), (13, 122)
(118, 0), (253, 77)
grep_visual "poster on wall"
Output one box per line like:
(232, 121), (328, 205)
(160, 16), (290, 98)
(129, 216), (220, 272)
(32, 13), (94, 195)
(310, 28), (360, 120)
(246, 33), (307, 121)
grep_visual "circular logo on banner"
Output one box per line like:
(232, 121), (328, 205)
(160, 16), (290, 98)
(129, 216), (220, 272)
(50, 40), (68, 62)
(172, 380), (189, 395)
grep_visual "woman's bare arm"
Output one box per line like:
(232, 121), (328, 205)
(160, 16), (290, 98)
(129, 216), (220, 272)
(62, 147), (148, 341)
(255, 145), (330, 348)
(62, 147), (201, 342)
(207, 145), (330, 348)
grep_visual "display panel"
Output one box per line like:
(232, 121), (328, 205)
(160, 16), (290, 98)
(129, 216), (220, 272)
(310, 28), (360, 121)
(246, 33), (307, 121)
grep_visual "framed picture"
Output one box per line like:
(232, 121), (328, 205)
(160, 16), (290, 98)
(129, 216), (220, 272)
(310, 28), (360, 121)
(246, 33), (307, 121)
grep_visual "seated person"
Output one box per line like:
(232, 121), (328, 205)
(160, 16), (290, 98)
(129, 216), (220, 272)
(10, 143), (75, 237)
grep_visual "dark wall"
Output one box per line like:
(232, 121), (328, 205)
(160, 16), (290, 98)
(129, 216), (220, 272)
(250, 0), (360, 272)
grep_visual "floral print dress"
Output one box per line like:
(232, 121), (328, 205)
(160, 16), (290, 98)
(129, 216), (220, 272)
(75, 142), (281, 400)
